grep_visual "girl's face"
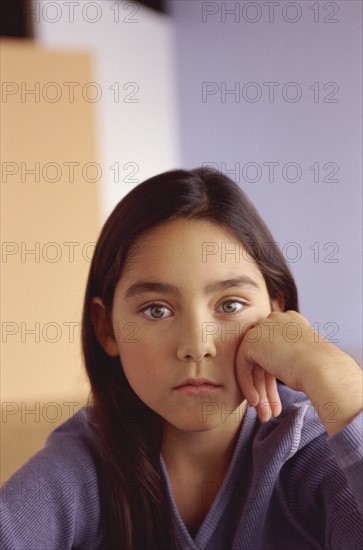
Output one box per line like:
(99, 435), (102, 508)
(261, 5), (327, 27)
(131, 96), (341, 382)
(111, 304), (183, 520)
(93, 218), (281, 432)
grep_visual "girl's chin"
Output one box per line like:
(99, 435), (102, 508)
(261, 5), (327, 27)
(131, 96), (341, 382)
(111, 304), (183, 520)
(161, 413), (241, 433)
(158, 396), (247, 431)
(163, 420), (223, 433)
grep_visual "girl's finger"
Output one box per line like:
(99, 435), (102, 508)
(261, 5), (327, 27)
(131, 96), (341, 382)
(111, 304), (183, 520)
(235, 359), (260, 406)
(252, 365), (271, 422)
(265, 373), (282, 418)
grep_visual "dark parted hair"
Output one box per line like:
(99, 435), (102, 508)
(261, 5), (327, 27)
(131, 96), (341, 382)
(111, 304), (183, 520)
(81, 167), (299, 549)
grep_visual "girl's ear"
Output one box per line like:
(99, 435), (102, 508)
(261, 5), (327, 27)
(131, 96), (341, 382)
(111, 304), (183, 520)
(270, 293), (285, 312)
(91, 297), (119, 357)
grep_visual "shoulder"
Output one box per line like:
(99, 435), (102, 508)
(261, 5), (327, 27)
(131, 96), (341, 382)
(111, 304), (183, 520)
(44, 405), (100, 456)
(26, 405), (102, 479)
(1, 405), (103, 502)
(1, 406), (104, 549)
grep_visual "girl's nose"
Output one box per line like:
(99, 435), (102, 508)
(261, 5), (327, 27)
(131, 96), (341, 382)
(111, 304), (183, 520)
(176, 312), (217, 362)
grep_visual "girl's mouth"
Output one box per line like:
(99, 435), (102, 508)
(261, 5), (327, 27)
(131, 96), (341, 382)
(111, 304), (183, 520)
(174, 384), (221, 395)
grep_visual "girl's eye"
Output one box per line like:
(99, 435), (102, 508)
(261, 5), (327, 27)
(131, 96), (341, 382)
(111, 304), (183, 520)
(140, 299), (247, 320)
(140, 303), (172, 320)
(218, 300), (247, 314)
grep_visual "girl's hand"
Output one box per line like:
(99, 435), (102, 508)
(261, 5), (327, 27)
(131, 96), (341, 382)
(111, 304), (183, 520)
(234, 311), (362, 433)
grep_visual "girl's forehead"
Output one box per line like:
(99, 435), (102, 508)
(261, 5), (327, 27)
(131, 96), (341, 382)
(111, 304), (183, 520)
(119, 218), (263, 285)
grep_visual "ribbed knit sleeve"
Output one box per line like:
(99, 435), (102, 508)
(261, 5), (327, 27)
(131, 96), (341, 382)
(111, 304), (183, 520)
(327, 410), (363, 509)
(0, 410), (103, 550)
(324, 410), (363, 548)
(259, 403), (363, 550)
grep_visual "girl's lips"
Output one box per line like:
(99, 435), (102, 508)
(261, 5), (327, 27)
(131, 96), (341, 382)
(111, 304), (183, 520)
(174, 377), (220, 388)
(174, 383), (221, 395)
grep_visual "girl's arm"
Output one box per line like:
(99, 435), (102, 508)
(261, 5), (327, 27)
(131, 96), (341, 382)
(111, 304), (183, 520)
(235, 310), (363, 435)
(235, 310), (363, 521)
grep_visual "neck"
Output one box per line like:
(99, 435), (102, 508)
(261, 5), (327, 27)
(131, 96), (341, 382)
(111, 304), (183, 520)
(160, 400), (247, 480)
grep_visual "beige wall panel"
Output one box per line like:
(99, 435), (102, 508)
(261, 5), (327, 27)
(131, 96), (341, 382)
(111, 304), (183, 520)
(1, 40), (100, 482)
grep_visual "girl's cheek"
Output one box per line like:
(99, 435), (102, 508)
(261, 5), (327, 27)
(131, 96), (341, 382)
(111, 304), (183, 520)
(239, 318), (258, 340)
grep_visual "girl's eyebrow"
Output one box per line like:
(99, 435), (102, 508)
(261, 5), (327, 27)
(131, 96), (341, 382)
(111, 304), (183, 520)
(123, 276), (260, 300)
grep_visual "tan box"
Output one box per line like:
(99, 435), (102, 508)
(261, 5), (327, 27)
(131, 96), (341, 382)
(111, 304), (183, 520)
(1, 39), (100, 482)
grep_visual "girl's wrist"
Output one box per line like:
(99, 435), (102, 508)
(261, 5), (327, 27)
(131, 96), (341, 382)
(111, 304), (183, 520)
(295, 337), (354, 392)
(299, 353), (362, 437)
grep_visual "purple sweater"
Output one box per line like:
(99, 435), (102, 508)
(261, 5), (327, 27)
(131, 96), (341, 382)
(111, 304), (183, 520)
(1, 385), (362, 549)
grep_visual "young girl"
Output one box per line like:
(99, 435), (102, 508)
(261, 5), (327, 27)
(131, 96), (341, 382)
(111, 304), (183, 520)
(1, 168), (362, 549)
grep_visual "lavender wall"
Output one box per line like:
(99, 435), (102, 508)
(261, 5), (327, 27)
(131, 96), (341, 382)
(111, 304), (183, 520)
(166, 0), (362, 365)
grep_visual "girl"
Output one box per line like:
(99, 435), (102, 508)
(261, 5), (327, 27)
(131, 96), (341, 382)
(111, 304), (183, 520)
(1, 168), (362, 549)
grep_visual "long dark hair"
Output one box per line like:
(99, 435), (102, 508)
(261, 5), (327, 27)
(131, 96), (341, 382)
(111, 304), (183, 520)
(81, 167), (299, 549)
